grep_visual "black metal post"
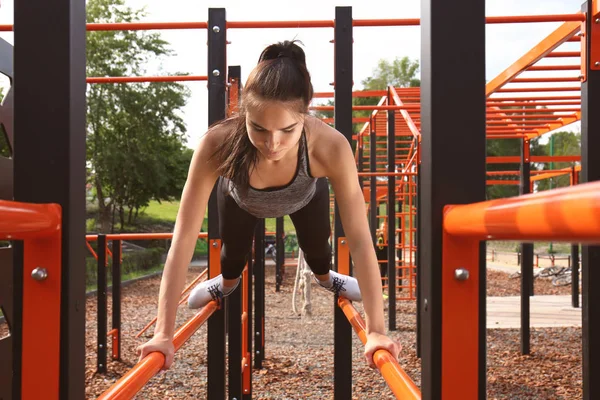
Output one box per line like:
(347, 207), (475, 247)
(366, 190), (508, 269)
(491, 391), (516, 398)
(97, 235), (107, 373)
(370, 127), (377, 242)
(520, 138), (532, 355)
(253, 220), (266, 369)
(420, 0), (486, 398)
(387, 110), (397, 330)
(228, 280), (242, 399)
(416, 148), (421, 358)
(14, 0), (87, 397)
(207, 8), (227, 399)
(581, 4), (599, 398)
(572, 244), (580, 308)
(333, 6), (353, 399)
(112, 239), (122, 360)
(276, 216), (284, 292)
(244, 250), (253, 399)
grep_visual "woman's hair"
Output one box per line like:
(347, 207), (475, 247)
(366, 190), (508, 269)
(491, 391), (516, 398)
(210, 40), (314, 191)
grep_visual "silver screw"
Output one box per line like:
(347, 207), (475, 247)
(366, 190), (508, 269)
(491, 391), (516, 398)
(595, 61), (600, 67)
(213, 25), (221, 33)
(255, 331), (260, 336)
(423, 298), (428, 312)
(31, 267), (48, 281)
(212, 69), (220, 77)
(212, 242), (218, 248)
(99, 344), (104, 348)
(99, 364), (104, 368)
(595, 18), (599, 24)
(341, 240), (346, 244)
(454, 268), (470, 281)
(256, 350), (261, 355)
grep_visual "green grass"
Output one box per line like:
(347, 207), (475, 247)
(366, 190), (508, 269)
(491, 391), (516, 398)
(86, 263), (165, 293)
(139, 200), (182, 223)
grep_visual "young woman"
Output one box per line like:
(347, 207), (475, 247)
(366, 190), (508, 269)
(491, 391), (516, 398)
(137, 40), (401, 371)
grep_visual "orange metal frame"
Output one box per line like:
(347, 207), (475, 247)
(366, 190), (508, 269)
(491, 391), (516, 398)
(0, 200), (62, 400)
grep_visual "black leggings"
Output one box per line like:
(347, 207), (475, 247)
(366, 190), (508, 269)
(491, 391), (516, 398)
(217, 177), (332, 280)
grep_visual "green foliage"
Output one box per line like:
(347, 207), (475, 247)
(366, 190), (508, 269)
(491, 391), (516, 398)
(536, 131), (581, 192)
(85, 246), (165, 289)
(86, 0), (191, 232)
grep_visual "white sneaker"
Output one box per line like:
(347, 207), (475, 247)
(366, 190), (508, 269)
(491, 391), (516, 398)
(315, 270), (362, 302)
(188, 274), (239, 309)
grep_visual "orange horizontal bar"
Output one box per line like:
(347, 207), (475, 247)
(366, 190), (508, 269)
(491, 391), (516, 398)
(313, 90), (386, 98)
(487, 155), (580, 163)
(228, 20), (334, 28)
(546, 51), (581, 57)
(98, 301), (218, 400)
(444, 180), (600, 242)
(88, 22), (208, 31)
(353, 18), (419, 26)
(338, 298), (421, 400)
(0, 200), (61, 240)
(511, 77), (581, 83)
(310, 105), (419, 111)
(486, 100), (580, 107)
(497, 87), (581, 92)
(86, 232), (208, 241)
(485, 14), (585, 23)
(488, 95), (580, 101)
(87, 75), (208, 84)
(527, 65), (580, 71)
(487, 180), (520, 185)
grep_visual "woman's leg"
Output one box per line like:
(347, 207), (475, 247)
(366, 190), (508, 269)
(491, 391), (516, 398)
(188, 179), (258, 308)
(289, 178), (361, 301)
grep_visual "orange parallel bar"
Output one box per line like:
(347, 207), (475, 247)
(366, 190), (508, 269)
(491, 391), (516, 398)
(546, 51), (581, 57)
(486, 100), (581, 106)
(444, 180), (600, 242)
(511, 77), (581, 83)
(485, 20), (581, 96)
(0, 200), (61, 240)
(488, 95), (580, 101)
(338, 298), (421, 399)
(87, 75), (208, 84)
(487, 180), (520, 185)
(86, 232), (208, 241)
(497, 86), (580, 92)
(527, 64), (580, 70)
(90, 22), (208, 31)
(98, 301), (218, 400)
(487, 155), (580, 163)
(313, 90), (386, 98)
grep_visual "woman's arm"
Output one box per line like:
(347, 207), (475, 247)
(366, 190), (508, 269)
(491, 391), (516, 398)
(153, 131), (220, 339)
(310, 120), (385, 335)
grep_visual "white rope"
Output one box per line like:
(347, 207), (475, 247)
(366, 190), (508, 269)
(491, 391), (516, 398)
(292, 249), (312, 317)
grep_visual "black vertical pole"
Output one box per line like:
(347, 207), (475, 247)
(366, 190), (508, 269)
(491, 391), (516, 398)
(276, 217), (284, 292)
(387, 110), (397, 330)
(14, 0), (87, 397)
(333, 6), (353, 400)
(572, 244), (580, 308)
(253, 220), (265, 369)
(97, 235), (107, 373)
(416, 147), (421, 358)
(112, 239), (122, 360)
(244, 249), (253, 399)
(228, 279), (242, 400)
(420, 0), (486, 398)
(370, 127), (377, 242)
(520, 138), (532, 355)
(207, 8), (227, 399)
(581, 4), (599, 398)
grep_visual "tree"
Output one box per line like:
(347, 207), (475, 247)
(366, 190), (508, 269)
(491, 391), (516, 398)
(86, 0), (191, 232)
(535, 130), (580, 192)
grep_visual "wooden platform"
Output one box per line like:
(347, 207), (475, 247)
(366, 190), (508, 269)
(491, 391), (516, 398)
(487, 295), (582, 329)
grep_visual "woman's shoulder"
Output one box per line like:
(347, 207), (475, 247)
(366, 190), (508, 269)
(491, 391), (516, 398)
(304, 115), (353, 174)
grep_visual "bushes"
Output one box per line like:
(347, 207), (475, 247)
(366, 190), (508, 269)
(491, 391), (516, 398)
(86, 247), (165, 290)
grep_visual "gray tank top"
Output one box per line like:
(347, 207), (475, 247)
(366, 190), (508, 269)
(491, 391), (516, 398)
(221, 131), (317, 218)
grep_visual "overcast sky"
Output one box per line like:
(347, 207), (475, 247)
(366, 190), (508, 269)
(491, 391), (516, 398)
(0, 0), (584, 148)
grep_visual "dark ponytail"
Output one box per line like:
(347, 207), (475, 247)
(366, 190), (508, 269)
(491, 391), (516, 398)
(210, 40), (314, 192)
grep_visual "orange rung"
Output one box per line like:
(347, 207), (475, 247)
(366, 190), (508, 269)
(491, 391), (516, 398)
(98, 301), (218, 400)
(87, 75), (208, 84)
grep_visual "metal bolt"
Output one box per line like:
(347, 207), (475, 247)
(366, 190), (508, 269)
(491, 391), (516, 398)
(595, 18), (600, 24)
(244, 389), (250, 393)
(454, 268), (470, 281)
(212, 69), (220, 77)
(256, 350), (261, 355)
(212, 242), (218, 248)
(255, 331), (260, 336)
(99, 344), (104, 348)
(233, 398), (238, 400)
(31, 267), (48, 281)
(212, 25), (221, 33)
(595, 61), (600, 67)
(244, 364), (248, 368)
(423, 298), (428, 312)
(341, 240), (346, 244)
(99, 364), (104, 368)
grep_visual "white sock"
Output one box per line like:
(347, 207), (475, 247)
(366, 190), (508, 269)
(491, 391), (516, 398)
(222, 277), (240, 294)
(316, 274), (333, 288)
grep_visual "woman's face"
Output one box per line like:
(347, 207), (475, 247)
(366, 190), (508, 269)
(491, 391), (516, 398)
(246, 101), (304, 162)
